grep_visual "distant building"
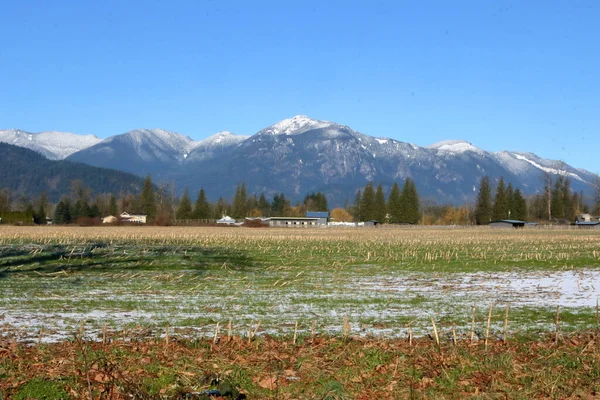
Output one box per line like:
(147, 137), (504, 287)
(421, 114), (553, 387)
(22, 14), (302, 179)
(489, 219), (528, 228)
(120, 212), (147, 224)
(268, 217), (320, 227)
(216, 215), (236, 225)
(575, 221), (600, 229)
(306, 211), (329, 225)
(364, 220), (379, 227)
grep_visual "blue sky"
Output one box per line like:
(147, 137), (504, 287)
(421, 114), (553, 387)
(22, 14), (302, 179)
(1, 1), (598, 172)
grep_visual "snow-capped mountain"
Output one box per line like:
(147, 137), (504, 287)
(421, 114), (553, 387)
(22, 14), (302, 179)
(6, 116), (597, 205)
(173, 116), (597, 204)
(67, 128), (204, 177)
(0, 129), (101, 159)
(185, 131), (248, 163)
(257, 115), (334, 136)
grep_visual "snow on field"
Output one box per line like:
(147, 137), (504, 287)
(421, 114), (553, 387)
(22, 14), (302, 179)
(1, 269), (598, 343)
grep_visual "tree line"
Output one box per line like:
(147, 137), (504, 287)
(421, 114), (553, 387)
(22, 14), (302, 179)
(2, 172), (599, 226)
(351, 178), (420, 223)
(474, 173), (590, 225)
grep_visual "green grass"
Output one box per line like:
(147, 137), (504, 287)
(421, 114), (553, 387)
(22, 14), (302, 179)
(0, 228), (599, 343)
(13, 378), (70, 400)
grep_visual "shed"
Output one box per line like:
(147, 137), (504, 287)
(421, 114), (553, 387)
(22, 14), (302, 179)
(120, 212), (147, 224)
(306, 211), (329, 225)
(575, 221), (600, 229)
(268, 217), (320, 227)
(489, 219), (526, 228)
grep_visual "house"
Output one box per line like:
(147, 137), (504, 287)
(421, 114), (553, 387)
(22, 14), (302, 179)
(489, 219), (527, 228)
(217, 215), (236, 225)
(102, 215), (118, 224)
(306, 211), (329, 225)
(120, 212), (147, 224)
(268, 217), (320, 227)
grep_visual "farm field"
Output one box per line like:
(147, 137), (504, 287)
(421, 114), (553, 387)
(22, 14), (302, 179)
(0, 225), (599, 343)
(1, 225), (600, 398)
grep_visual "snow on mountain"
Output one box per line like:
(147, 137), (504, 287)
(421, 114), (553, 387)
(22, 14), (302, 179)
(511, 152), (586, 182)
(101, 128), (199, 162)
(184, 131), (248, 162)
(197, 131), (248, 147)
(7, 116), (598, 205)
(257, 115), (334, 136)
(0, 129), (101, 159)
(427, 140), (485, 155)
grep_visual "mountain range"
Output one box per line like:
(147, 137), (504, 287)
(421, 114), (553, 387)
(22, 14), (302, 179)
(1, 116), (597, 205)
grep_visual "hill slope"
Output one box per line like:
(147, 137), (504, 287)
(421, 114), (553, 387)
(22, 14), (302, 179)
(0, 143), (146, 201)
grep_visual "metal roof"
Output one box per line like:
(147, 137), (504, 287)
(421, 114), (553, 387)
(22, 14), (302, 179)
(306, 211), (329, 218)
(269, 217), (320, 220)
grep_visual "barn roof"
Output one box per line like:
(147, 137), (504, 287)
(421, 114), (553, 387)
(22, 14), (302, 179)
(306, 211), (329, 218)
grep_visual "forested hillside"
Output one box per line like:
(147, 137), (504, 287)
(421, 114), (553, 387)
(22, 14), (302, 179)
(0, 143), (146, 202)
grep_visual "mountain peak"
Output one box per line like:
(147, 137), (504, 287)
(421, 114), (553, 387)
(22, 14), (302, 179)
(198, 131), (249, 146)
(258, 115), (334, 136)
(427, 140), (483, 154)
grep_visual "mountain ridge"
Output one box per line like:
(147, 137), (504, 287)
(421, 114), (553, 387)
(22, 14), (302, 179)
(3, 116), (597, 205)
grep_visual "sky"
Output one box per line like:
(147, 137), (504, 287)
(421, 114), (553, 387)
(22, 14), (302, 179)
(0, 1), (598, 172)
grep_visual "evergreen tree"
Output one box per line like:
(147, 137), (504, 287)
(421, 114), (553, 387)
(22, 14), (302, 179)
(551, 176), (564, 219)
(492, 177), (509, 220)
(232, 182), (248, 219)
(374, 184), (387, 222)
(475, 176), (492, 225)
(214, 197), (229, 218)
(387, 182), (402, 223)
(53, 199), (72, 225)
(360, 183), (376, 221)
(89, 203), (101, 218)
(271, 193), (287, 216)
(258, 193), (271, 217)
(194, 188), (211, 219)
(401, 178), (420, 224)
(562, 177), (574, 221)
(352, 190), (362, 221)
(34, 192), (47, 224)
(109, 195), (118, 216)
(73, 199), (91, 220)
(303, 192), (329, 212)
(140, 175), (157, 219)
(512, 189), (527, 221)
(176, 187), (193, 220)
(506, 183), (514, 218)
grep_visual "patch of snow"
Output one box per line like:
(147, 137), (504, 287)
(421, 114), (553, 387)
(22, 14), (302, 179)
(512, 153), (585, 182)
(427, 140), (484, 155)
(258, 115), (334, 136)
(196, 131), (248, 148)
(375, 138), (388, 144)
(0, 129), (102, 159)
